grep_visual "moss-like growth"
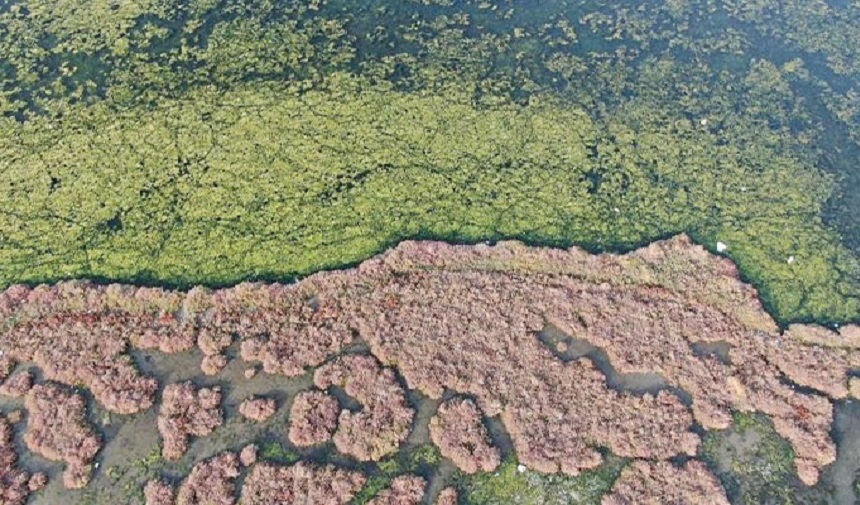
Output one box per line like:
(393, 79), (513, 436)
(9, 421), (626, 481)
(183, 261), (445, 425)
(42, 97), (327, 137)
(700, 413), (829, 505)
(460, 455), (626, 505)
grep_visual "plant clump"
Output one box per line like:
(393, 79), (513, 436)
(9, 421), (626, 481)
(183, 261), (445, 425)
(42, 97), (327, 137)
(1, 314), (159, 414)
(0, 370), (32, 398)
(429, 397), (500, 474)
(23, 383), (101, 489)
(0, 413), (34, 505)
(239, 461), (365, 504)
(288, 390), (340, 447)
(314, 355), (415, 461)
(175, 452), (240, 505)
(435, 488), (458, 505)
(238, 396), (277, 423)
(144, 479), (175, 505)
(602, 460), (729, 505)
(158, 381), (223, 460)
(367, 474), (426, 505)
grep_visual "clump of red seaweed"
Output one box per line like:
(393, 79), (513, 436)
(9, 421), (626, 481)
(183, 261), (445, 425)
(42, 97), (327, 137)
(238, 396), (277, 423)
(1, 413), (36, 505)
(23, 383), (101, 489)
(158, 381), (223, 460)
(144, 479), (175, 505)
(288, 390), (340, 447)
(602, 460), (729, 505)
(175, 452), (240, 505)
(367, 474), (426, 505)
(240, 461), (365, 504)
(314, 355), (414, 461)
(435, 487), (458, 505)
(0, 371), (32, 398)
(429, 397), (500, 474)
(0, 235), (858, 496)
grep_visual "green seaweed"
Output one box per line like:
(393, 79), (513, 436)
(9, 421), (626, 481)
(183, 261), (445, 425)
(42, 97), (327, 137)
(1, 0), (859, 327)
(460, 455), (626, 505)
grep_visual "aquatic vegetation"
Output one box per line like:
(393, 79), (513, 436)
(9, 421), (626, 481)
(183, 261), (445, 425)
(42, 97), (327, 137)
(429, 397), (501, 474)
(0, 0), (857, 325)
(175, 452), (240, 505)
(239, 461), (366, 505)
(288, 390), (340, 447)
(0, 413), (43, 505)
(23, 383), (101, 489)
(701, 413), (805, 505)
(238, 396), (277, 423)
(366, 474), (426, 505)
(157, 381), (223, 461)
(462, 456), (626, 505)
(1, 236), (859, 500)
(603, 460), (728, 505)
(314, 355), (415, 462)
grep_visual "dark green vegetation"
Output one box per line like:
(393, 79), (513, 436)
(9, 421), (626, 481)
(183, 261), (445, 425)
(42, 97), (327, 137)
(701, 413), (835, 505)
(461, 455), (626, 505)
(1, 0), (859, 325)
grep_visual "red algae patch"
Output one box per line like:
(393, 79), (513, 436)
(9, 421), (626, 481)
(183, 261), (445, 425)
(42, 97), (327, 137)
(429, 397), (500, 474)
(288, 390), (340, 447)
(314, 355), (415, 461)
(1, 315), (158, 414)
(143, 479), (175, 505)
(435, 487), (458, 505)
(23, 383), (101, 489)
(238, 396), (277, 423)
(239, 461), (365, 504)
(158, 381), (223, 460)
(176, 452), (240, 505)
(0, 371), (32, 398)
(602, 460), (729, 505)
(367, 474), (426, 505)
(1, 235), (859, 498)
(1, 414), (34, 505)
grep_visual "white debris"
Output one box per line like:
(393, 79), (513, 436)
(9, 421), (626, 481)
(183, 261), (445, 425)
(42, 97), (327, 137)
(787, 256), (796, 264)
(613, 207), (620, 213)
(716, 241), (728, 253)
(517, 464), (527, 473)
(700, 118), (709, 126)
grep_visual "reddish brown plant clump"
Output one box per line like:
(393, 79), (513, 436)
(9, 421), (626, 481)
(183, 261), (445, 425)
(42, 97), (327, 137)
(429, 397), (500, 474)
(1, 414), (35, 505)
(158, 381), (223, 460)
(238, 396), (277, 423)
(288, 390), (340, 447)
(143, 479), (175, 505)
(602, 460), (729, 505)
(0, 371), (32, 398)
(239, 461), (365, 504)
(435, 487), (458, 505)
(239, 444), (258, 467)
(367, 474), (426, 505)
(23, 383), (101, 489)
(176, 452), (240, 505)
(314, 355), (414, 461)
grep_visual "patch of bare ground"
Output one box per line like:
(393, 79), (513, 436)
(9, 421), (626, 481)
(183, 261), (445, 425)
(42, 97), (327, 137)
(0, 235), (859, 501)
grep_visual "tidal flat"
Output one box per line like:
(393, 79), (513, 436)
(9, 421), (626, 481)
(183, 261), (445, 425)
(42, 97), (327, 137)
(2, 237), (860, 504)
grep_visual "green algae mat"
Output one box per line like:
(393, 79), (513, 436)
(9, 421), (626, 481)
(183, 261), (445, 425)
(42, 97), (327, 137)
(1, 0), (860, 325)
